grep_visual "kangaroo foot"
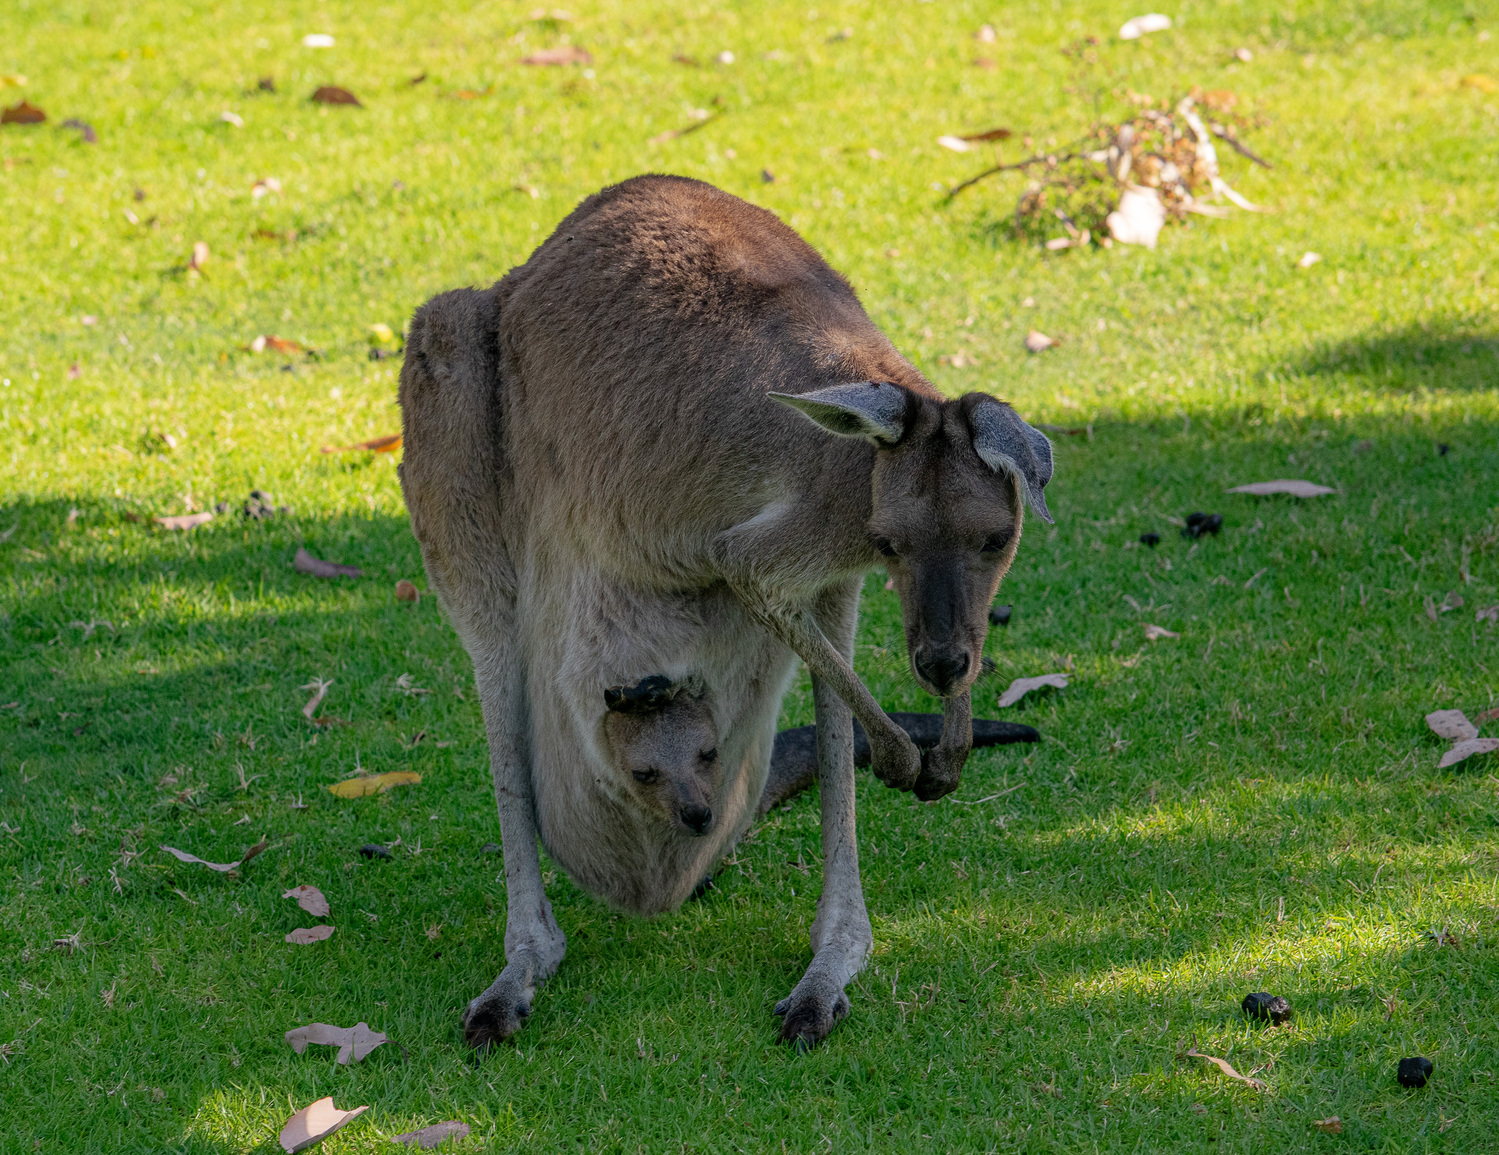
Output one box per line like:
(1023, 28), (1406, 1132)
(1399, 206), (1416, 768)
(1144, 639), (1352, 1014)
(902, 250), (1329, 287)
(461, 963), (538, 1050)
(774, 977), (851, 1049)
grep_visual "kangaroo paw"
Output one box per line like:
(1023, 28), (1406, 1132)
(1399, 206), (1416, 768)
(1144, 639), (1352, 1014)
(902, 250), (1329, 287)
(868, 731), (921, 792)
(913, 741), (969, 801)
(773, 978), (851, 1049)
(461, 969), (536, 1050)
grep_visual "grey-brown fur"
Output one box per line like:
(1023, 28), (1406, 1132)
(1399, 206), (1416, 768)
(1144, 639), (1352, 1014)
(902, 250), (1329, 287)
(398, 174), (1052, 1049)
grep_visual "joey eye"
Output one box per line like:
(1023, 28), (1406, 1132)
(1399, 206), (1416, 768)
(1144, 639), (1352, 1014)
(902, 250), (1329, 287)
(873, 537), (898, 558)
(632, 768), (660, 785)
(700, 747), (718, 764)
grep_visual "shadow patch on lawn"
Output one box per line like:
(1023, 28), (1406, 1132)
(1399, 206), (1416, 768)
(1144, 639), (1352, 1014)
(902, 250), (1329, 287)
(1288, 323), (1499, 392)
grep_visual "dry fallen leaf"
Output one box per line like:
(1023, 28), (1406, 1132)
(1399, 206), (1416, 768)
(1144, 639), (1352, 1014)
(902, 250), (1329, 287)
(1461, 73), (1499, 93)
(61, 118), (97, 143)
(320, 434), (402, 454)
(1297, 251), (1322, 268)
(1106, 185), (1167, 248)
(522, 45), (592, 65)
(1477, 605), (1499, 624)
(1426, 710), (1478, 742)
(937, 135), (972, 153)
(311, 86), (361, 106)
(247, 335), (307, 355)
(1119, 13), (1172, 39)
(394, 1122), (472, 1149)
(1311, 1117), (1342, 1134)
(647, 111), (722, 145)
(1144, 623), (1179, 640)
(1234, 47), (1253, 62)
(155, 511), (214, 531)
(302, 33), (336, 48)
(395, 580), (420, 603)
(1185, 1047), (1267, 1091)
(283, 884), (330, 917)
(161, 837), (267, 873)
(998, 673), (1069, 709)
(1226, 479), (1336, 498)
(1438, 738), (1499, 769)
(1024, 330), (1057, 353)
(327, 771), (421, 799)
(279, 1096), (367, 1153)
(285, 925), (336, 945)
(1, 101), (46, 125)
(294, 548), (363, 579)
(189, 241), (209, 272)
(284, 1021), (386, 1065)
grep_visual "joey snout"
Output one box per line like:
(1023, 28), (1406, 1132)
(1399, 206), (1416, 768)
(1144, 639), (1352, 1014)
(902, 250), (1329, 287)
(678, 800), (714, 836)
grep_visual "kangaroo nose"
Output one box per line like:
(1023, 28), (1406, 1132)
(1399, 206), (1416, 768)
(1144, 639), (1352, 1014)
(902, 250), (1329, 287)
(916, 651), (970, 694)
(680, 804), (713, 835)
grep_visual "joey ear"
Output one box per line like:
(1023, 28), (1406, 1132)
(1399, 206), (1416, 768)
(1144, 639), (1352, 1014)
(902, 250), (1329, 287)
(769, 381), (910, 446)
(970, 398), (1055, 523)
(603, 675), (678, 714)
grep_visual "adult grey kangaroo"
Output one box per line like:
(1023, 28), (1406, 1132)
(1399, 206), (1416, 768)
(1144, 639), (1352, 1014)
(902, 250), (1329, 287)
(397, 174), (1053, 1049)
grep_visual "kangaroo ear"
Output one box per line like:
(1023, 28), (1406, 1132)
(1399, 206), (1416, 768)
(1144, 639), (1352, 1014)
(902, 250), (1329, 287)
(769, 381), (910, 446)
(970, 398), (1055, 523)
(604, 675), (678, 714)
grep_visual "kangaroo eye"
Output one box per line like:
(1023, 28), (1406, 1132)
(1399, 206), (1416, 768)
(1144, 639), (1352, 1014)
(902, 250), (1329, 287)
(980, 533), (1011, 555)
(700, 748), (718, 764)
(632, 768), (660, 784)
(873, 537), (898, 558)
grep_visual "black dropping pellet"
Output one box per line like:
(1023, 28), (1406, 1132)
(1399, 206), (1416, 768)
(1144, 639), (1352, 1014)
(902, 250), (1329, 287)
(1182, 512), (1223, 539)
(1140, 532), (1160, 548)
(1241, 991), (1291, 1024)
(1397, 1056), (1433, 1088)
(358, 843), (392, 860)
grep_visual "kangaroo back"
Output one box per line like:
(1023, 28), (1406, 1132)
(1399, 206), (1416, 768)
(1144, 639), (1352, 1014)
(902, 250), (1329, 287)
(397, 287), (516, 646)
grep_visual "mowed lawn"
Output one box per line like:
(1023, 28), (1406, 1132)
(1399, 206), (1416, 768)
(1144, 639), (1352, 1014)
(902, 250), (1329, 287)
(3, 0), (1499, 1150)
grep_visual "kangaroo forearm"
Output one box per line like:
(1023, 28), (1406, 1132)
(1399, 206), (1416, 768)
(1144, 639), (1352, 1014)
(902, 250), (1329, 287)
(751, 602), (921, 791)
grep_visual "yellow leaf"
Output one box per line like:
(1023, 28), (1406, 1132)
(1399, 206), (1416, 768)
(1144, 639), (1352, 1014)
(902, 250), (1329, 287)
(327, 771), (421, 799)
(1462, 73), (1498, 93)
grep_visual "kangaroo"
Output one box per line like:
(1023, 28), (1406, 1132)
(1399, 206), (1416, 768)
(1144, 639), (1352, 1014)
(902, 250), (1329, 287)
(397, 174), (1053, 1049)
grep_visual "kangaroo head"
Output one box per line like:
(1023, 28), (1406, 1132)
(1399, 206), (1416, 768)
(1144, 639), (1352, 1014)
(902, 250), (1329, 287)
(601, 675), (722, 837)
(773, 383), (1053, 697)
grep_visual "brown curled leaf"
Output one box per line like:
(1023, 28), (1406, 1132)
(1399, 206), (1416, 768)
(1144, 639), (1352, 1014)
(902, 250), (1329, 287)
(320, 433), (401, 454)
(278, 1097), (368, 1153)
(294, 548), (362, 578)
(284, 1021), (386, 1064)
(282, 884), (330, 917)
(285, 925), (335, 945)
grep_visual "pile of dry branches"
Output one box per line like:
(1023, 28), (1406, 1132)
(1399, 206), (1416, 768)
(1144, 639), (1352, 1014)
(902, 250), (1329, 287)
(948, 88), (1270, 249)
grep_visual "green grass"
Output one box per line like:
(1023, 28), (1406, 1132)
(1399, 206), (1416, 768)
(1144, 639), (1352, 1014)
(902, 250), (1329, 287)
(4, 0), (1499, 1150)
